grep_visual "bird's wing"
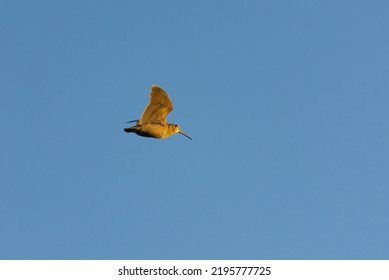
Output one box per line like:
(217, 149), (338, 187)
(139, 85), (173, 125)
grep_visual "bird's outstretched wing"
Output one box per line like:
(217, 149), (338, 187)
(139, 85), (173, 125)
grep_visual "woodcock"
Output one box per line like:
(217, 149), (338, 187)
(124, 85), (192, 140)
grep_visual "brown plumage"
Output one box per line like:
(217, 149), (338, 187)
(124, 85), (192, 140)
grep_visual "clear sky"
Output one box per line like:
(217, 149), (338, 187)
(1, 0), (388, 260)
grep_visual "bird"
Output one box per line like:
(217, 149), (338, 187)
(124, 85), (192, 140)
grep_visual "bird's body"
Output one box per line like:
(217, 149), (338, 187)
(125, 123), (181, 139)
(124, 85), (192, 140)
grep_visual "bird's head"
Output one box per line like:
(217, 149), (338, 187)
(171, 124), (192, 140)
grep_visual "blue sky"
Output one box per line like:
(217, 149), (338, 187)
(1, 0), (388, 259)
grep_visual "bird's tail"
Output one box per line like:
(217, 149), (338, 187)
(124, 127), (135, 133)
(124, 120), (139, 133)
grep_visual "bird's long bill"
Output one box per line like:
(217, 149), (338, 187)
(179, 131), (192, 140)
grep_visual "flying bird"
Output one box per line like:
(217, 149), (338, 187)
(124, 85), (192, 140)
